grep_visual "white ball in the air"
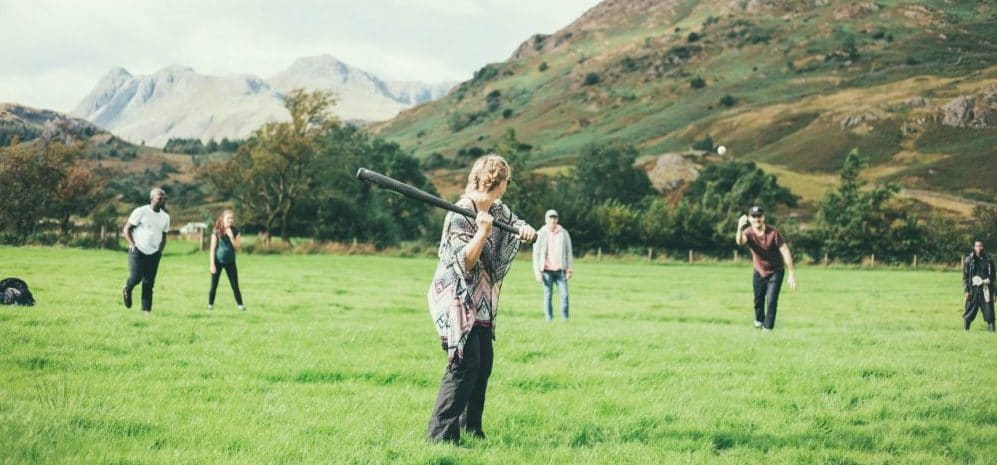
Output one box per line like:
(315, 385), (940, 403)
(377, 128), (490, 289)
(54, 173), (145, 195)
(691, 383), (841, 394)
(717, 145), (727, 155)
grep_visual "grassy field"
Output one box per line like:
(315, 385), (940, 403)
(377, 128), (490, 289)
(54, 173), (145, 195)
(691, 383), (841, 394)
(1, 245), (995, 465)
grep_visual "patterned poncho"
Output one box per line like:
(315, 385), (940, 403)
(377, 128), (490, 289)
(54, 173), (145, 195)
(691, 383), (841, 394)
(428, 197), (525, 363)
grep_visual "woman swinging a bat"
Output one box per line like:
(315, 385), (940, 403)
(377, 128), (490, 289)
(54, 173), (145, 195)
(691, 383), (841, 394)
(425, 154), (536, 444)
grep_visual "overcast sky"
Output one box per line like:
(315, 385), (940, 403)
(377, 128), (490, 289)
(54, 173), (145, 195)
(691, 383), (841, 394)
(0, 0), (601, 113)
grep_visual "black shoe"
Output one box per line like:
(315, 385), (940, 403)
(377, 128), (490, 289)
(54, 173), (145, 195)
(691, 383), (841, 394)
(964, 320), (971, 331)
(988, 323), (995, 332)
(122, 287), (132, 309)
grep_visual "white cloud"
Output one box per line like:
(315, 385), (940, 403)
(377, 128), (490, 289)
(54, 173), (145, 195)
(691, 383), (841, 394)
(0, 0), (601, 112)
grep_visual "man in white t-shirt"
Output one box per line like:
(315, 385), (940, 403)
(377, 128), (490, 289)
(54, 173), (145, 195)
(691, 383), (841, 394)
(122, 188), (170, 313)
(532, 209), (573, 320)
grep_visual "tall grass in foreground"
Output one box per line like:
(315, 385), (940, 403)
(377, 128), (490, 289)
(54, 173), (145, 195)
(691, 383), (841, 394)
(1, 246), (994, 464)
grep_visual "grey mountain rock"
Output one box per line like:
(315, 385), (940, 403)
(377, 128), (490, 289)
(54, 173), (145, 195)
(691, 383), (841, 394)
(73, 55), (455, 147)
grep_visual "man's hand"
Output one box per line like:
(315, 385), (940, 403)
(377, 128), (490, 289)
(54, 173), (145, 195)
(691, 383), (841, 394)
(210, 264), (217, 275)
(737, 215), (749, 230)
(535, 273), (543, 284)
(787, 273), (798, 290)
(566, 269), (573, 280)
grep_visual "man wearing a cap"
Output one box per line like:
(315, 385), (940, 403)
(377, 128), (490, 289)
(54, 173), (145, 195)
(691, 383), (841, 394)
(735, 206), (797, 330)
(533, 209), (573, 320)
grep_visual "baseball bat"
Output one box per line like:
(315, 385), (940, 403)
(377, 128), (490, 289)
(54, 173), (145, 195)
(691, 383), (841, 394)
(356, 168), (520, 234)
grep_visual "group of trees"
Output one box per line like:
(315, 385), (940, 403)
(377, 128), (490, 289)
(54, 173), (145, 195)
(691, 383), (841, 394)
(0, 141), (108, 243)
(163, 137), (241, 155)
(199, 90), (436, 246)
(2, 89), (991, 265)
(475, 133), (991, 264)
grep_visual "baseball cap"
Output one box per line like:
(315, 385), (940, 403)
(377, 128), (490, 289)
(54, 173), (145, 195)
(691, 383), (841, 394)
(748, 206), (764, 216)
(545, 209), (558, 218)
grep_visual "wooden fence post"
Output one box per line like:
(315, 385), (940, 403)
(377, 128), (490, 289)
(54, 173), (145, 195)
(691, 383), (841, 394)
(688, 249), (694, 264)
(647, 248), (653, 263)
(733, 250), (738, 263)
(871, 254), (875, 267)
(597, 247), (602, 261)
(823, 253), (829, 266)
(913, 254), (918, 269)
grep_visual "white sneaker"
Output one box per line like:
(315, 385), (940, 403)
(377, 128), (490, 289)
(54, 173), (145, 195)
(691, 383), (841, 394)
(207, 304), (213, 310)
(238, 305), (246, 311)
(753, 320), (763, 328)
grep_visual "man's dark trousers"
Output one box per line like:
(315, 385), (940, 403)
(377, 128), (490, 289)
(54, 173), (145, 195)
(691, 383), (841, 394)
(753, 269), (785, 329)
(964, 287), (995, 327)
(126, 249), (162, 311)
(427, 325), (493, 443)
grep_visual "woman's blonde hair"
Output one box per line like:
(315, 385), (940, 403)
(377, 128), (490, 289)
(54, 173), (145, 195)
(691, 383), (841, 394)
(465, 154), (511, 195)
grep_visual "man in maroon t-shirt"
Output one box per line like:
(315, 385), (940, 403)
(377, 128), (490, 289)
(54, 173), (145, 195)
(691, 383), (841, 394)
(735, 206), (798, 330)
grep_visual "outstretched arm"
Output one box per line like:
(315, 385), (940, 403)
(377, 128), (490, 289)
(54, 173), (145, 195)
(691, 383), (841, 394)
(779, 244), (797, 290)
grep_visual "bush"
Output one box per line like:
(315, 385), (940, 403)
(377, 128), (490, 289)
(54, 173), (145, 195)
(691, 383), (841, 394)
(538, 62), (549, 72)
(687, 32), (701, 43)
(485, 90), (502, 113)
(690, 77), (706, 89)
(447, 111), (482, 132)
(719, 95), (737, 107)
(691, 135), (714, 151)
(502, 108), (514, 119)
(583, 73), (601, 86)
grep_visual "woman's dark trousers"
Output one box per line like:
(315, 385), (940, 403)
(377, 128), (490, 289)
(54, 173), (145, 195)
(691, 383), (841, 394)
(209, 259), (243, 306)
(427, 326), (493, 443)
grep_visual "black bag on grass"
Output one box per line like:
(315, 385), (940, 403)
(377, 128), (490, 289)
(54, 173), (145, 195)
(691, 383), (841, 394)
(0, 278), (35, 306)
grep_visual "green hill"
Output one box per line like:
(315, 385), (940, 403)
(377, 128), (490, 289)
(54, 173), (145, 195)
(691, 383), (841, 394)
(375, 0), (996, 212)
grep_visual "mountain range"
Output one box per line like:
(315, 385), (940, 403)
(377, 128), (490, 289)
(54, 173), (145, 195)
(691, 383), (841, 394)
(72, 55), (455, 147)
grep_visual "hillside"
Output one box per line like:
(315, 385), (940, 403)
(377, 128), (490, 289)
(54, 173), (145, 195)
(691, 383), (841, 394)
(376, 0), (997, 212)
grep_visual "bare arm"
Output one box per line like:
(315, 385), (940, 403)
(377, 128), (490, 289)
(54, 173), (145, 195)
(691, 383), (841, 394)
(779, 244), (797, 290)
(228, 229), (241, 250)
(464, 212), (493, 271)
(122, 223), (136, 251)
(209, 234), (218, 272)
(159, 233), (167, 253)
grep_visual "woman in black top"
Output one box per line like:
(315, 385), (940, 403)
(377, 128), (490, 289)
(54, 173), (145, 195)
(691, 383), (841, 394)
(208, 209), (245, 310)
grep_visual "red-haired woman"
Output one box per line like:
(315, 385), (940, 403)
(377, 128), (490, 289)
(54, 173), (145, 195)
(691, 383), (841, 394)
(208, 209), (245, 311)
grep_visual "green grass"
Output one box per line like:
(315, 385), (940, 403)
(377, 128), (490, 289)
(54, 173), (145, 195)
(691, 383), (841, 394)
(2, 246), (996, 464)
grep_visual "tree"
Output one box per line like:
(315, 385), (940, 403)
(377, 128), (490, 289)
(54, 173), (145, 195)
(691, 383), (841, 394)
(53, 163), (106, 236)
(816, 149), (900, 262)
(201, 89), (338, 244)
(571, 142), (654, 207)
(0, 141), (103, 242)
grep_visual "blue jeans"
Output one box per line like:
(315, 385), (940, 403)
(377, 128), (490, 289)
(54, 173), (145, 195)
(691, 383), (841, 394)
(542, 270), (569, 320)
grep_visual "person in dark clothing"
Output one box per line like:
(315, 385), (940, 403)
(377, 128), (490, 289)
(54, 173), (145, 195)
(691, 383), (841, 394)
(962, 239), (995, 332)
(208, 209), (245, 311)
(123, 188), (170, 313)
(735, 206), (798, 331)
